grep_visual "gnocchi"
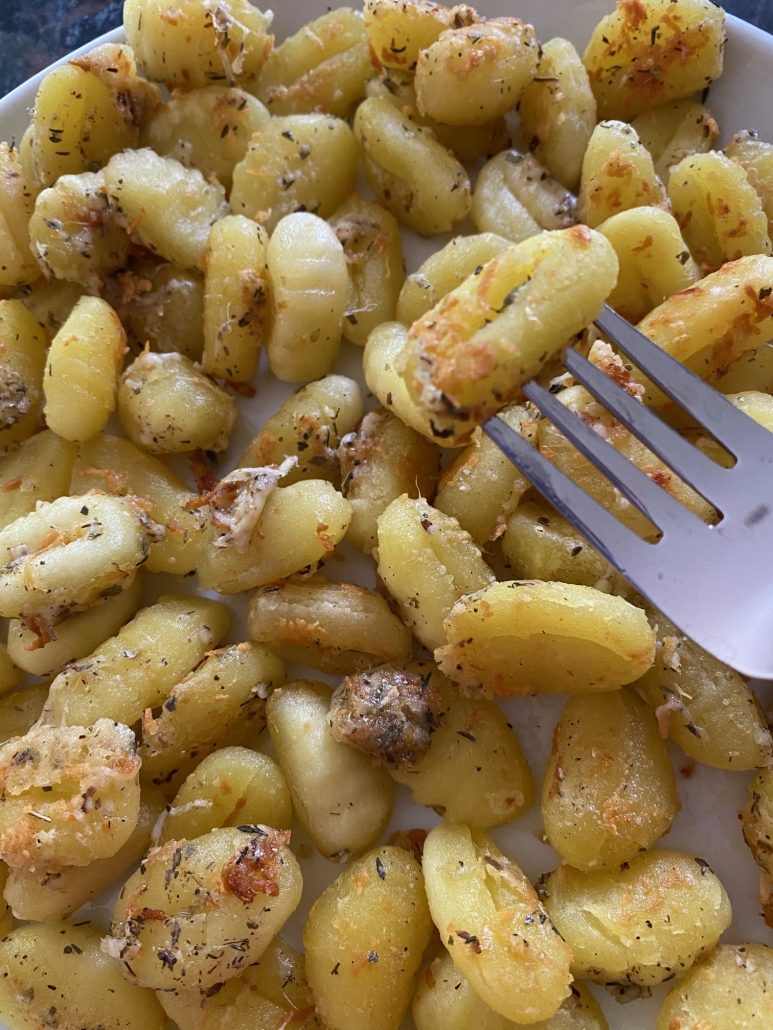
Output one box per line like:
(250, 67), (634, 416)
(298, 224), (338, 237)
(472, 151), (576, 243)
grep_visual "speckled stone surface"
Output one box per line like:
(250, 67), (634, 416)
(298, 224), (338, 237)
(0, 0), (771, 97)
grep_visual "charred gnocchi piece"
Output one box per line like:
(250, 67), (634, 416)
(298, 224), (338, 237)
(423, 822), (573, 1024)
(0, 719), (141, 873)
(304, 845), (433, 1030)
(437, 580), (655, 698)
(108, 827), (302, 990)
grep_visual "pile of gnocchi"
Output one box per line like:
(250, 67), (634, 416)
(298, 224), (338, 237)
(0, 0), (771, 1026)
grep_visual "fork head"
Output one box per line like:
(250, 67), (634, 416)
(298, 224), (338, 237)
(483, 305), (773, 679)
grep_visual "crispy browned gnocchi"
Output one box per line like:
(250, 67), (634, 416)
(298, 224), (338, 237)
(415, 18), (538, 125)
(118, 349), (237, 454)
(4, 786), (165, 921)
(123, 0), (274, 90)
(635, 610), (773, 770)
(44, 295), (126, 443)
(141, 86), (269, 191)
(632, 99), (719, 184)
(597, 206), (700, 322)
(413, 945), (609, 1030)
(158, 936), (322, 1030)
(104, 149), (228, 270)
(202, 215), (269, 382)
(631, 254), (773, 404)
(0, 143), (40, 288)
(437, 580), (655, 698)
(41, 594), (229, 728)
(0, 299), (46, 453)
(669, 150), (772, 272)
(385, 664), (535, 827)
(423, 822), (572, 1023)
(434, 403), (535, 545)
(265, 212), (348, 382)
(340, 407), (440, 552)
(139, 641), (282, 795)
(0, 719), (140, 873)
(0, 429), (76, 532)
(158, 746), (292, 843)
(472, 151), (576, 243)
(329, 195), (405, 346)
(7, 572), (143, 679)
(238, 374), (363, 486)
(396, 227), (618, 436)
(267, 679), (393, 861)
(656, 943), (773, 1030)
(364, 321), (476, 446)
(364, 0), (476, 73)
(257, 7), (372, 117)
(377, 494), (494, 651)
(578, 120), (669, 229)
(230, 115), (360, 232)
(30, 43), (159, 187)
(0, 919), (168, 1030)
(72, 434), (207, 576)
(109, 826), (302, 990)
(542, 850), (733, 987)
(396, 233), (510, 327)
(248, 577), (412, 674)
(354, 97), (471, 235)
(0, 492), (154, 626)
(582, 0), (726, 121)
(542, 690), (679, 870)
(198, 477), (352, 593)
(518, 37), (597, 191)
(304, 845), (433, 1030)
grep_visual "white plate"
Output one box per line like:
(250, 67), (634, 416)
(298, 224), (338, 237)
(1, 3), (772, 1028)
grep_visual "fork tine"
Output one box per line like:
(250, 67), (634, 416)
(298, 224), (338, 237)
(481, 414), (651, 574)
(523, 381), (703, 536)
(594, 305), (773, 456)
(564, 348), (730, 509)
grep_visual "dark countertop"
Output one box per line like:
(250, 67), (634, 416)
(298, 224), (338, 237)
(0, 0), (770, 97)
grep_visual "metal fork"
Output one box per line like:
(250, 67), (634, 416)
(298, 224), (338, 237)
(482, 305), (773, 679)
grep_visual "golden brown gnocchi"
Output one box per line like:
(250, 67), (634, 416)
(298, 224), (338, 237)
(304, 844), (433, 1030)
(542, 850), (733, 987)
(109, 826), (302, 990)
(423, 822), (573, 1023)
(542, 690), (679, 870)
